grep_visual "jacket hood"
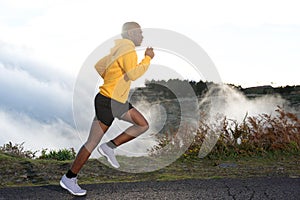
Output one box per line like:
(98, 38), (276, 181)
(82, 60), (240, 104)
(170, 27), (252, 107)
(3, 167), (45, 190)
(111, 39), (135, 59)
(95, 39), (135, 78)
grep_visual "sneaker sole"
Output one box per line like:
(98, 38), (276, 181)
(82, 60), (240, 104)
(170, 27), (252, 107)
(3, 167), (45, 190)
(97, 147), (120, 168)
(60, 180), (87, 196)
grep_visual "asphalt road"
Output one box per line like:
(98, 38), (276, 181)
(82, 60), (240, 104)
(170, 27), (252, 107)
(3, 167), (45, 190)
(0, 177), (299, 200)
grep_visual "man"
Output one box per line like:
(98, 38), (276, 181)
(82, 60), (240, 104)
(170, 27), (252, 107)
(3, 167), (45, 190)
(60, 22), (155, 196)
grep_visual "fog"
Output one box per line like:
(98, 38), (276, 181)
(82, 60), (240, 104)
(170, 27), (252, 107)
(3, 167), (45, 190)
(198, 84), (293, 158)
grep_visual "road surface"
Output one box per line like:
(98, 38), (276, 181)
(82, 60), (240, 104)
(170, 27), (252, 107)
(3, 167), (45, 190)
(0, 177), (299, 199)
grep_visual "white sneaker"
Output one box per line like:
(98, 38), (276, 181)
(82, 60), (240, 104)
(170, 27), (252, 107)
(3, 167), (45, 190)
(98, 143), (120, 168)
(60, 175), (87, 196)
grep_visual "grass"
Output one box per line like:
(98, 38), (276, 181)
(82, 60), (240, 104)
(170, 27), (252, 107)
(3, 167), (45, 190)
(0, 151), (299, 188)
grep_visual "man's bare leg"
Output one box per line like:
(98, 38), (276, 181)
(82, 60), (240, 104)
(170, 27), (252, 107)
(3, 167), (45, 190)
(97, 108), (148, 168)
(70, 119), (109, 174)
(113, 108), (149, 146)
(60, 119), (108, 196)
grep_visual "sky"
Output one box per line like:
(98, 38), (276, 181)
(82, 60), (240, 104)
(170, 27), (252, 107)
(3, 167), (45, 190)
(1, 0), (300, 86)
(0, 0), (300, 153)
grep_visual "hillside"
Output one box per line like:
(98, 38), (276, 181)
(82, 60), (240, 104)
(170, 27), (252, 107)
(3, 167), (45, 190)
(0, 151), (300, 188)
(130, 80), (300, 106)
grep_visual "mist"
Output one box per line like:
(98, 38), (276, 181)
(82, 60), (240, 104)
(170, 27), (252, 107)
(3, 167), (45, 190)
(199, 84), (291, 123)
(198, 84), (296, 158)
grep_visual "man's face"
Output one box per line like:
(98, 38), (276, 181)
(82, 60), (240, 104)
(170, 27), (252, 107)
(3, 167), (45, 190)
(128, 27), (143, 46)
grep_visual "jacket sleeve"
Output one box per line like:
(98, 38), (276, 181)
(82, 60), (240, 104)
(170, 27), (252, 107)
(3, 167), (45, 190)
(121, 51), (151, 81)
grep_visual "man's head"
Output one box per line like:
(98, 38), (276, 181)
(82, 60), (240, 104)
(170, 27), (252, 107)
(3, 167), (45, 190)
(121, 22), (143, 46)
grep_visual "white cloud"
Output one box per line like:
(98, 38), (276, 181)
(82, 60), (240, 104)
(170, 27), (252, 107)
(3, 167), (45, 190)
(1, 0), (300, 86)
(0, 108), (82, 154)
(0, 41), (88, 153)
(0, 42), (74, 124)
(200, 24), (300, 87)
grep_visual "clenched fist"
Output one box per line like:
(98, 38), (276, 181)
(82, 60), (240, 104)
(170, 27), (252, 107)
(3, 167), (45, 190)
(145, 47), (155, 59)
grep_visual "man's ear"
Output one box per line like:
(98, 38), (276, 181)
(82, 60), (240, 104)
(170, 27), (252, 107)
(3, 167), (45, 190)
(122, 31), (130, 39)
(127, 29), (135, 38)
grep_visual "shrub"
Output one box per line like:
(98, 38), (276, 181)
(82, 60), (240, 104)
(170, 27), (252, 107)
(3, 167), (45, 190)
(0, 142), (37, 159)
(150, 107), (300, 158)
(197, 106), (300, 158)
(39, 148), (76, 161)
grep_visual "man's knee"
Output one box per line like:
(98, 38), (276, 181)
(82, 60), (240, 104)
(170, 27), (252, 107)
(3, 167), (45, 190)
(84, 140), (98, 152)
(139, 119), (149, 133)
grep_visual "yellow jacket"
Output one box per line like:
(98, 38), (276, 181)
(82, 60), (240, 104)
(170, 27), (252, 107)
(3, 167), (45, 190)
(95, 39), (151, 103)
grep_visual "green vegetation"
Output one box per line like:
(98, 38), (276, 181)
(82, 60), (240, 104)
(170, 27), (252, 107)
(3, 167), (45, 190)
(0, 142), (37, 159)
(39, 148), (76, 161)
(0, 142), (75, 161)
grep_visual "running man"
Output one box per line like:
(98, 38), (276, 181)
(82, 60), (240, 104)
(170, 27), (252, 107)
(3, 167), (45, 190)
(60, 22), (155, 196)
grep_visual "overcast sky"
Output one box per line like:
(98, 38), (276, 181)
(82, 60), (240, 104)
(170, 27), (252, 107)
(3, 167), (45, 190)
(1, 0), (300, 86)
(0, 0), (299, 152)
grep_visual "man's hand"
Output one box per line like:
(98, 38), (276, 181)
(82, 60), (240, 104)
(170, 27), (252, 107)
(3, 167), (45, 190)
(145, 47), (155, 59)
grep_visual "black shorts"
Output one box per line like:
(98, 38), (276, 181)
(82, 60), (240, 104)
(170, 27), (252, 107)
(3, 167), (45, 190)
(94, 93), (134, 126)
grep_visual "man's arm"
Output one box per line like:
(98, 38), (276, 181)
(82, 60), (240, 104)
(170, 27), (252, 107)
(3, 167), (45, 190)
(122, 47), (154, 81)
